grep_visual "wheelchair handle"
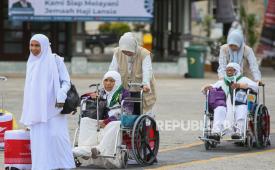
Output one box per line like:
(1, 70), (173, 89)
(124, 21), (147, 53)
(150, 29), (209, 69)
(89, 83), (100, 88)
(0, 76), (7, 81)
(258, 81), (265, 87)
(128, 83), (143, 88)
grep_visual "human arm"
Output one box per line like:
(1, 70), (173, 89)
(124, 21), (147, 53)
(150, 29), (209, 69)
(217, 47), (228, 80)
(246, 47), (261, 81)
(109, 54), (119, 71)
(201, 80), (223, 94)
(55, 55), (71, 107)
(231, 77), (259, 92)
(142, 55), (153, 92)
(56, 56), (71, 106)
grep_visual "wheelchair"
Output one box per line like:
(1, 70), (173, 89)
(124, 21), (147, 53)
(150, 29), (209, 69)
(199, 83), (271, 150)
(73, 83), (159, 168)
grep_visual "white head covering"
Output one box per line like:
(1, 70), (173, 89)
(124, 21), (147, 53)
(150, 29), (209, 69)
(20, 34), (60, 126)
(119, 32), (138, 53)
(226, 62), (241, 77)
(227, 29), (245, 65)
(102, 71), (122, 107)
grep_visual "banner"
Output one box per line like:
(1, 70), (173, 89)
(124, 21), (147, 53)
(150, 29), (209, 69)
(257, 0), (275, 58)
(8, 0), (154, 22)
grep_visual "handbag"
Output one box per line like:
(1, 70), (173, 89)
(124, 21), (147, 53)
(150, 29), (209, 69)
(54, 54), (80, 114)
(61, 83), (80, 114)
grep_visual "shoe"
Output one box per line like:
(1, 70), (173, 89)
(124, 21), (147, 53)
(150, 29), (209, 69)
(231, 133), (241, 139)
(91, 148), (100, 159)
(208, 133), (220, 141)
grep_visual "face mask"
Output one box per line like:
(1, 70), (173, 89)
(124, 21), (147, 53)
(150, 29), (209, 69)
(225, 75), (235, 82)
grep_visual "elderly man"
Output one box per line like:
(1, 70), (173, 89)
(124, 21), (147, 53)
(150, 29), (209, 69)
(203, 63), (258, 140)
(109, 32), (156, 114)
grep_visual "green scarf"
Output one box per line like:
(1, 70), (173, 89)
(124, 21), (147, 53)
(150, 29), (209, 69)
(224, 75), (243, 104)
(109, 85), (123, 107)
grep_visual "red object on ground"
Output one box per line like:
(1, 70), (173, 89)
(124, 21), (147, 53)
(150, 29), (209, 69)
(0, 114), (13, 145)
(4, 130), (32, 169)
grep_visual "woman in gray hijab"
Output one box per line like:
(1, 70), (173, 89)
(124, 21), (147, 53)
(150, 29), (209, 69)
(218, 29), (261, 82)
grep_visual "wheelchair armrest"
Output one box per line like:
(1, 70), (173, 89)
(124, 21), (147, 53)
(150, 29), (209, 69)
(247, 88), (257, 95)
(258, 81), (265, 87)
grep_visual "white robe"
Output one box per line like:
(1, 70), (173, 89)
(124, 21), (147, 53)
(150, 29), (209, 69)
(30, 114), (75, 170)
(20, 34), (75, 170)
(73, 118), (123, 169)
(211, 77), (258, 135)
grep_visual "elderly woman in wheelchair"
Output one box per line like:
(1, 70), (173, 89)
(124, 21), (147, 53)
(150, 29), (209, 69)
(72, 71), (159, 168)
(72, 71), (133, 168)
(201, 63), (259, 142)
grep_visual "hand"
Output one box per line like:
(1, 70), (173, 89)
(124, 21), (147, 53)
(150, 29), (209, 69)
(143, 85), (150, 92)
(55, 103), (64, 108)
(89, 92), (99, 99)
(201, 85), (212, 93)
(231, 83), (240, 89)
(99, 120), (106, 128)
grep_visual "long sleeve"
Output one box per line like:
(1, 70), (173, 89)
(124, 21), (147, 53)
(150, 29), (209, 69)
(109, 54), (119, 71)
(212, 80), (223, 88)
(246, 48), (261, 81)
(142, 55), (153, 87)
(217, 48), (227, 79)
(56, 56), (71, 103)
(239, 77), (259, 92)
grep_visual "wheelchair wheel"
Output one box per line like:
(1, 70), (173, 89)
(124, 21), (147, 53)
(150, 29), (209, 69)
(204, 141), (211, 150)
(120, 150), (128, 169)
(254, 105), (271, 148)
(74, 157), (82, 167)
(246, 131), (253, 150)
(131, 114), (159, 166)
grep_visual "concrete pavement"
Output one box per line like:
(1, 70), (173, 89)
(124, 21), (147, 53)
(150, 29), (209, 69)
(0, 68), (274, 169)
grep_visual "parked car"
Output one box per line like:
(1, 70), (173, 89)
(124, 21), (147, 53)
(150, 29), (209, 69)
(85, 33), (119, 55)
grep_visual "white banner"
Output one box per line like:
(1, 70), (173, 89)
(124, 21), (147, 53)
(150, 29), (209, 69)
(9, 0), (154, 22)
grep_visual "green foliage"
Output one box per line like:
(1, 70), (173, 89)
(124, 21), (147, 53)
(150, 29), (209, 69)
(110, 22), (131, 37)
(239, 4), (258, 48)
(247, 14), (257, 47)
(98, 22), (131, 37)
(202, 15), (213, 37)
(98, 23), (111, 33)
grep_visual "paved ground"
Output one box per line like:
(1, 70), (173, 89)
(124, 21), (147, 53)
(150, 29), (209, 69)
(0, 68), (274, 169)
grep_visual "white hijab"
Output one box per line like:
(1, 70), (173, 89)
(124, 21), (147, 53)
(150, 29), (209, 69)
(226, 62), (241, 77)
(20, 34), (60, 126)
(119, 32), (138, 53)
(102, 71), (122, 107)
(227, 29), (245, 65)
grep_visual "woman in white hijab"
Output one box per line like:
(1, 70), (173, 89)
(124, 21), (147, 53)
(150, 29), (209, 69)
(73, 71), (132, 169)
(20, 34), (75, 170)
(202, 63), (258, 140)
(218, 29), (261, 82)
(109, 32), (156, 115)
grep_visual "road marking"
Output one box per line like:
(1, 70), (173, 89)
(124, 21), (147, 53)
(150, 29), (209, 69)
(159, 129), (275, 153)
(159, 141), (203, 153)
(147, 148), (275, 170)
